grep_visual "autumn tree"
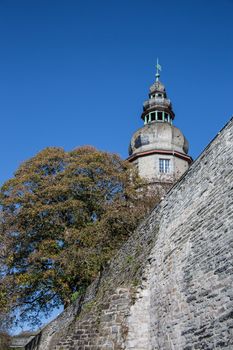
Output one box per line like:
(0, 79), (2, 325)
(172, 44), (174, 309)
(0, 146), (158, 327)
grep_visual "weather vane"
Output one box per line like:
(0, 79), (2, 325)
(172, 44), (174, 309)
(156, 58), (162, 81)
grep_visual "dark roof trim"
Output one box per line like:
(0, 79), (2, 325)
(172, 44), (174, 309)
(127, 149), (193, 163)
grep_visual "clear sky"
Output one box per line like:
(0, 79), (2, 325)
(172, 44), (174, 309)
(0, 0), (233, 186)
(1, 0), (233, 332)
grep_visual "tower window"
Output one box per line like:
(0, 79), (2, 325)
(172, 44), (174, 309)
(157, 112), (163, 121)
(159, 159), (170, 173)
(151, 112), (155, 121)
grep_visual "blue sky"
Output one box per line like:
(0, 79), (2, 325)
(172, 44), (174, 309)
(0, 0), (233, 186)
(1, 0), (233, 332)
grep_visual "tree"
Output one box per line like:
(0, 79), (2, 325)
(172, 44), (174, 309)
(0, 146), (156, 327)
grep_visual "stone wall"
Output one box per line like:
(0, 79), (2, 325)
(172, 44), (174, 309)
(37, 117), (233, 350)
(127, 117), (233, 349)
(38, 200), (162, 350)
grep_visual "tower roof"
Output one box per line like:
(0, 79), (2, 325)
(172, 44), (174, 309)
(129, 62), (191, 162)
(149, 80), (166, 94)
(141, 64), (175, 123)
(128, 122), (190, 158)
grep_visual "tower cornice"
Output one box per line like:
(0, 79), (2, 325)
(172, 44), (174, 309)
(127, 149), (193, 164)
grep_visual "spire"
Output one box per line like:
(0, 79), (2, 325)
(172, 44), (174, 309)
(155, 58), (162, 82)
(141, 62), (175, 125)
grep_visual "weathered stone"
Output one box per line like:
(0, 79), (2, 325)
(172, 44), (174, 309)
(19, 117), (233, 350)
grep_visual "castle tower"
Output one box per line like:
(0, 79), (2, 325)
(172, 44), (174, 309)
(128, 61), (192, 192)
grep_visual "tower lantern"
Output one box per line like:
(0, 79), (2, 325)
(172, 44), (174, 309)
(128, 62), (192, 192)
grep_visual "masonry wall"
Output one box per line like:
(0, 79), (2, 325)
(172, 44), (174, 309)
(37, 118), (233, 350)
(127, 117), (233, 349)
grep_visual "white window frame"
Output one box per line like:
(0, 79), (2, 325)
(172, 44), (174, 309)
(159, 158), (170, 173)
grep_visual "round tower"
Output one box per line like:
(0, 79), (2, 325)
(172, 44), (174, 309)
(128, 61), (192, 191)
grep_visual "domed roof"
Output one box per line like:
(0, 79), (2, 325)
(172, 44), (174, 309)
(129, 122), (189, 156)
(149, 80), (166, 94)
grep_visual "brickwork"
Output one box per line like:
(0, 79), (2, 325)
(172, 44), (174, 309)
(36, 117), (233, 350)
